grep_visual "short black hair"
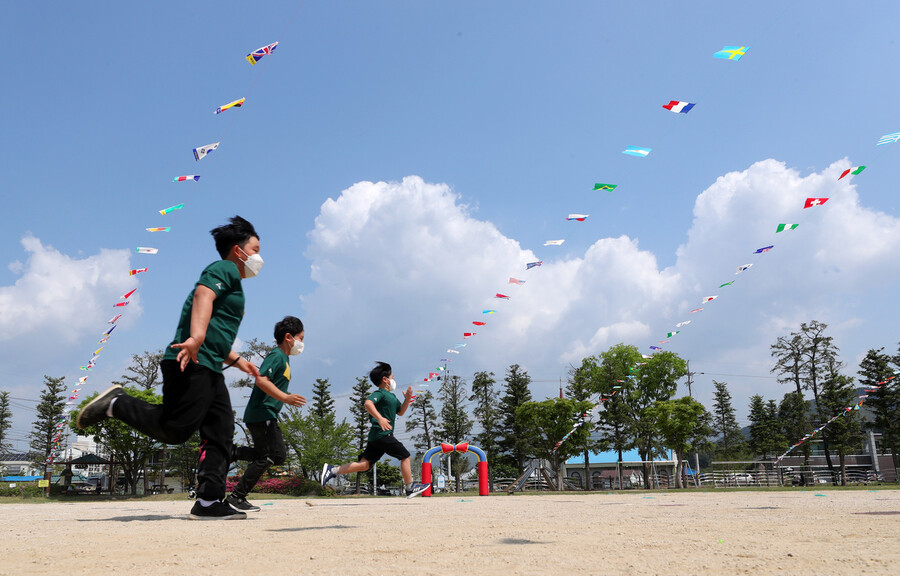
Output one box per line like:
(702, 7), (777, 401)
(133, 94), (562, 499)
(210, 215), (259, 259)
(370, 361), (392, 386)
(274, 316), (304, 344)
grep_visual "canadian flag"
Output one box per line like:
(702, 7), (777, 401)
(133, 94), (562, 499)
(803, 197), (829, 209)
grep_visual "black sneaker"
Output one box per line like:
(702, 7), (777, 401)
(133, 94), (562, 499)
(189, 500), (247, 520)
(405, 483), (430, 499)
(76, 385), (124, 429)
(226, 494), (260, 512)
(320, 463), (337, 486)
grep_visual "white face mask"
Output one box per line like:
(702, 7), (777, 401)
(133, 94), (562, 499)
(388, 378), (397, 392)
(238, 247), (264, 278)
(290, 339), (304, 356)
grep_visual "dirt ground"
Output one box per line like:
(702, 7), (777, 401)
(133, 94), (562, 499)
(1, 489), (898, 576)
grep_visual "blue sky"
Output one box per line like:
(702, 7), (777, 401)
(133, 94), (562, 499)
(3, 1), (900, 453)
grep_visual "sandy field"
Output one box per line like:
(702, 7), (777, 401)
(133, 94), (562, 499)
(1, 490), (898, 576)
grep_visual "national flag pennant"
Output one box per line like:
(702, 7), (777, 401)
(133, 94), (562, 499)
(439, 359), (451, 362)
(455, 343), (467, 348)
(838, 166), (865, 180)
(649, 346), (662, 350)
(214, 97), (245, 115)
(566, 214), (589, 221)
(526, 261), (543, 270)
(736, 264), (753, 274)
(593, 183), (617, 191)
(495, 293), (510, 300)
(713, 46), (749, 61)
(472, 321), (486, 326)
(173, 175), (200, 183)
(753, 245), (774, 254)
(446, 349), (460, 354)
(463, 332), (476, 338)
(193, 142), (220, 161)
(114, 301), (129, 307)
(160, 203), (185, 216)
(701, 295), (718, 304)
(622, 146), (652, 158)
(658, 340), (669, 344)
(803, 197), (829, 209)
(544, 239), (565, 246)
(136, 247), (158, 254)
(483, 310), (496, 314)
(690, 307), (703, 313)
(246, 42), (278, 65)
(122, 288), (137, 300)
(129, 268), (148, 276)
(146, 227), (171, 232)
(662, 100), (695, 114)
(667, 331), (680, 338)
(509, 277), (525, 285)
(108, 314), (122, 324)
(876, 131), (900, 146)
(719, 281), (734, 287)
(775, 223), (798, 233)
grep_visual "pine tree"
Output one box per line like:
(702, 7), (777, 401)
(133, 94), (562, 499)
(469, 371), (501, 490)
(778, 391), (811, 465)
(711, 380), (745, 459)
(311, 378), (335, 423)
(498, 364), (533, 473)
(112, 350), (163, 390)
(858, 347), (899, 474)
(405, 389), (438, 454)
(566, 357), (606, 489)
(349, 375), (372, 494)
(595, 344), (639, 486)
(437, 374), (473, 491)
(0, 391), (12, 454)
(30, 375), (67, 475)
(819, 362), (863, 485)
(747, 395), (784, 460)
(231, 338), (273, 389)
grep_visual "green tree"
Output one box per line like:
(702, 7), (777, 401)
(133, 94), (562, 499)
(72, 387), (162, 495)
(646, 396), (712, 488)
(469, 370), (501, 491)
(711, 380), (745, 459)
(747, 395), (784, 460)
(626, 351), (687, 488)
(595, 344), (639, 488)
(778, 391), (812, 464)
(169, 431), (201, 491)
(310, 378), (335, 423)
(566, 357), (607, 489)
(280, 406), (355, 480)
(230, 338), (272, 389)
(112, 350), (163, 390)
(30, 375), (67, 475)
(515, 398), (592, 490)
(0, 391), (12, 454)
(405, 389), (439, 454)
(820, 362), (863, 485)
(367, 460), (403, 492)
(437, 374), (473, 492)
(858, 348), (899, 475)
(349, 375), (372, 494)
(498, 364), (533, 474)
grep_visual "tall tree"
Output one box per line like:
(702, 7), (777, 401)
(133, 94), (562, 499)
(747, 395), (785, 460)
(30, 375), (67, 475)
(595, 344), (639, 488)
(646, 396), (712, 488)
(819, 363), (863, 485)
(567, 357), (606, 489)
(778, 391), (812, 465)
(515, 398), (592, 490)
(280, 405), (355, 480)
(711, 380), (745, 459)
(437, 374), (473, 492)
(310, 378), (335, 423)
(469, 371), (501, 491)
(405, 389), (439, 454)
(0, 391), (12, 454)
(169, 431), (201, 492)
(497, 364), (533, 473)
(72, 387), (162, 494)
(112, 350), (163, 390)
(626, 351), (687, 488)
(349, 375), (372, 494)
(858, 347), (899, 475)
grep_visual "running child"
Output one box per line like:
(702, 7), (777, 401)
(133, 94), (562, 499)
(320, 361), (428, 498)
(226, 315), (307, 512)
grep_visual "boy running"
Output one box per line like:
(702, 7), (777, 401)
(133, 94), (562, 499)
(77, 215), (263, 520)
(320, 361), (429, 498)
(226, 316), (307, 512)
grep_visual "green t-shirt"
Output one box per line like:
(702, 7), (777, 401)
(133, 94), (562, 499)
(243, 348), (291, 424)
(162, 260), (244, 373)
(367, 387), (402, 441)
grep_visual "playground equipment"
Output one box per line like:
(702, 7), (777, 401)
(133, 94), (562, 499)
(507, 459), (581, 493)
(421, 442), (488, 496)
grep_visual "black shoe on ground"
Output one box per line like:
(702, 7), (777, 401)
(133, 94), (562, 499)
(189, 500), (247, 520)
(76, 385), (124, 429)
(226, 494), (260, 512)
(405, 483), (430, 499)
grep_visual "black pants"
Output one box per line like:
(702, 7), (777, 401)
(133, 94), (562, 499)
(112, 359), (233, 501)
(233, 419), (286, 498)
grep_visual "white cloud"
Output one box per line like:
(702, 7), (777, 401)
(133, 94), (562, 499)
(0, 236), (139, 344)
(299, 164), (900, 421)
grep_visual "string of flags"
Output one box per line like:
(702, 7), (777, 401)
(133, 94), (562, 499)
(47, 37), (285, 466)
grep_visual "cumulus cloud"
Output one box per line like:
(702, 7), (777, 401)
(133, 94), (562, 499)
(0, 236), (139, 344)
(299, 164), (900, 413)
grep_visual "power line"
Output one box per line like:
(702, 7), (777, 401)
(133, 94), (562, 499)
(696, 372), (778, 380)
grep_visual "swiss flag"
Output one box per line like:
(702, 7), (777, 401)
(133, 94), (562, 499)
(803, 197), (829, 209)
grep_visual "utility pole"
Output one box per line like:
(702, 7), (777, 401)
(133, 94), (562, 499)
(559, 378), (563, 399)
(685, 360), (696, 398)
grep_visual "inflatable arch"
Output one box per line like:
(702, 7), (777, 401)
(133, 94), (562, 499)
(421, 442), (489, 496)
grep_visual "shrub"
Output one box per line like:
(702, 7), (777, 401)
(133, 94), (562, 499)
(226, 475), (330, 496)
(0, 482), (45, 498)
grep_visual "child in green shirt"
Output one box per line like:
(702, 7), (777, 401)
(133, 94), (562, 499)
(320, 361), (428, 498)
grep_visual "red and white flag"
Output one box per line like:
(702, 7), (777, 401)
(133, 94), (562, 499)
(803, 197), (829, 209)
